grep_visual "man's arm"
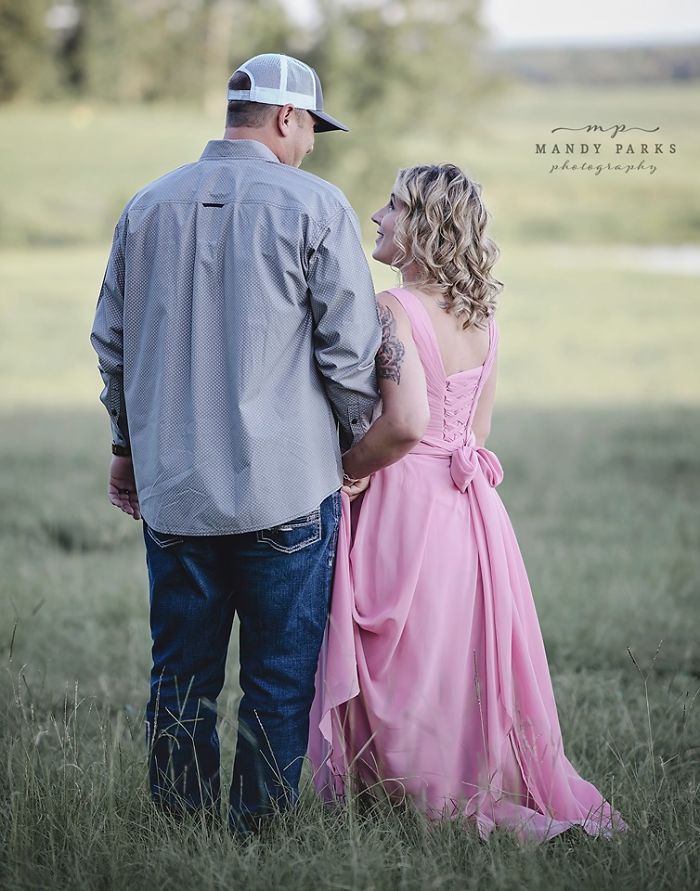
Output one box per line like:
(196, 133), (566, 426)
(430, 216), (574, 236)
(90, 213), (141, 520)
(307, 204), (382, 452)
(91, 215), (130, 450)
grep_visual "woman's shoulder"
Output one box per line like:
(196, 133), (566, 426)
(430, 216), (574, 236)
(375, 288), (405, 307)
(375, 290), (413, 328)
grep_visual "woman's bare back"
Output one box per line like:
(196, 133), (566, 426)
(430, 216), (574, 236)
(407, 287), (490, 376)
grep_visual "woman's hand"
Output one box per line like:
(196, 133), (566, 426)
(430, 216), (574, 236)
(341, 475), (371, 502)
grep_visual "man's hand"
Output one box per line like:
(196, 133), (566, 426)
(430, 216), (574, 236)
(341, 475), (371, 502)
(108, 455), (141, 520)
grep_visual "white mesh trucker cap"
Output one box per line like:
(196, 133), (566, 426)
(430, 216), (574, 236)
(228, 53), (349, 133)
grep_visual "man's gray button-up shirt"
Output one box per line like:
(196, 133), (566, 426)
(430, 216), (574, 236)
(91, 139), (381, 535)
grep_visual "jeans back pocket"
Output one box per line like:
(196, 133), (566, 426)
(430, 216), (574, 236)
(146, 525), (185, 550)
(255, 508), (322, 554)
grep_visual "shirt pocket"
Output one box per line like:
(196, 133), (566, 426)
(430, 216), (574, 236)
(255, 508), (322, 554)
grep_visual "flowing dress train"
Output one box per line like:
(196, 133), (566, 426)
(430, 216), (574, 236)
(308, 287), (626, 842)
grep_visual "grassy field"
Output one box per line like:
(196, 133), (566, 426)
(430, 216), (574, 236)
(2, 406), (699, 889)
(0, 83), (698, 248)
(1, 242), (699, 411)
(1, 86), (700, 889)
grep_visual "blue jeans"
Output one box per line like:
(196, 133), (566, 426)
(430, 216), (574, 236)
(142, 490), (341, 833)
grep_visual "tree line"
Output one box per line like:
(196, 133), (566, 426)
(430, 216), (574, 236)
(1, 0), (493, 217)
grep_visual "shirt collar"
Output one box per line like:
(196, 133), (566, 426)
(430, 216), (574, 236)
(200, 139), (281, 164)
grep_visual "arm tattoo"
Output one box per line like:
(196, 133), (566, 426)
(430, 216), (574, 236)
(376, 303), (405, 385)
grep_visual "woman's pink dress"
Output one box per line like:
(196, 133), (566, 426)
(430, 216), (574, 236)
(308, 287), (626, 842)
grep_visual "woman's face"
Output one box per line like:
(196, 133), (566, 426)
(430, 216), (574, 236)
(371, 192), (404, 266)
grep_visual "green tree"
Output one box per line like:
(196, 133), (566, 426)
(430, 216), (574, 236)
(0, 0), (53, 101)
(303, 0), (490, 227)
(39, 0), (296, 104)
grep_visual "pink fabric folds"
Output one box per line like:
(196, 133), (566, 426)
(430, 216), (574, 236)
(414, 431), (504, 493)
(308, 287), (626, 842)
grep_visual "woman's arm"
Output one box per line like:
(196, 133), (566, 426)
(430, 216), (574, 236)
(471, 358), (498, 448)
(341, 291), (430, 480)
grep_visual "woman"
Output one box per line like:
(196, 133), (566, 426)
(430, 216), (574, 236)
(308, 163), (626, 842)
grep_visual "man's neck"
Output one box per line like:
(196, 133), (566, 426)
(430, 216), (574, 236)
(223, 128), (283, 163)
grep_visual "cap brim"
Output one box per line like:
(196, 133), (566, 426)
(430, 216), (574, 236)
(311, 110), (349, 133)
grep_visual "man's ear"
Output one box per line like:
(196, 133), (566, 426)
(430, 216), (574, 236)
(276, 104), (295, 136)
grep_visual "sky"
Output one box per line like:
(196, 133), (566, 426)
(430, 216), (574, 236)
(482, 0), (700, 46)
(285, 0), (700, 47)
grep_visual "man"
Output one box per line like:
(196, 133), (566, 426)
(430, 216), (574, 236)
(91, 53), (383, 834)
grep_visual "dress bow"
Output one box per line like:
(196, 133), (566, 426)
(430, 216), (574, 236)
(449, 436), (504, 492)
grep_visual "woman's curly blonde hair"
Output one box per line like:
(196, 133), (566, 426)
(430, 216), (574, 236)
(392, 163), (502, 330)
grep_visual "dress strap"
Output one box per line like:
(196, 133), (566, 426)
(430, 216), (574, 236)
(483, 316), (499, 378)
(385, 287), (426, 330)
(465, 316), (499, 430)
